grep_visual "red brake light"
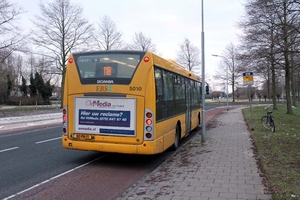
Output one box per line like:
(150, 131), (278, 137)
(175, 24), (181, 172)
(146, 112), (152, 118)
(146, 119), (152, 125)
(63, 109), (67, 121)
(62, 106), (68, 136)
(146, 133), (152, 138)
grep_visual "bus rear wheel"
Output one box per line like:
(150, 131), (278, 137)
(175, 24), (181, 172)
(171, 125), (180, 151)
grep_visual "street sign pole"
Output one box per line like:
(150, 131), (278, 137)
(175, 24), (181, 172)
(244, 72), (254, 131)
(201, 0), (206, 142)
(248, 85), (254, 131)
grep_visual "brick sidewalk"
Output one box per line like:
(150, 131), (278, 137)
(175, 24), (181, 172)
(119, 107), (271, 200)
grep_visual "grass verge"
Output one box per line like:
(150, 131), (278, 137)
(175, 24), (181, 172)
(242, 105), (300, 200)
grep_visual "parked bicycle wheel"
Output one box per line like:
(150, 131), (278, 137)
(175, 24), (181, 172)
(261, 116), (270, 130)
(270, 121), (275, 132)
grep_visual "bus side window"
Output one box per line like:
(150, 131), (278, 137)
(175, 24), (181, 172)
(191, 81), (200, 109)
(163, 71), (175, 117)
(155, 68), (163, 101)
(155, 68), (164, 121)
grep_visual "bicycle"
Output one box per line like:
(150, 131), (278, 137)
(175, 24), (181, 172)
(261, 105), (275, 132)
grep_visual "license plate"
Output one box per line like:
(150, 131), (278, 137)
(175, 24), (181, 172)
(74, 134), (91, 140)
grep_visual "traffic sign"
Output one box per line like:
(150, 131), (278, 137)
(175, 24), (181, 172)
(243, 72), (254, 85)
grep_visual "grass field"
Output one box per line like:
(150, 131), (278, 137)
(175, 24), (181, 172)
(242, 104), (300, 200)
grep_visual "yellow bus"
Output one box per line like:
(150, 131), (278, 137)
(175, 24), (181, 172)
(62, 50), (202, 154)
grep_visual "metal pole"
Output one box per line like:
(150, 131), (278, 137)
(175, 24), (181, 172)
(249, 85), (254, 131)
(201, 0), (206, 142)
(226, 64), (229, 111)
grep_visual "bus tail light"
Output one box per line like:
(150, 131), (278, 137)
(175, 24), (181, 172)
(62, 106), (68, 136)
(143, 56), (150, 62)
(144, 109), (154, 141)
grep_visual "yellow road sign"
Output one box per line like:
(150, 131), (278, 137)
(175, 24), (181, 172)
(243, 72), (254, 85)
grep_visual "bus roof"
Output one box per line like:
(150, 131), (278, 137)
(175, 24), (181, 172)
(70, 50), (201, 82)
(72, 50), (147, 56)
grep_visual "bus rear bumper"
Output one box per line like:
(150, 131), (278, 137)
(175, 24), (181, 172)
(62, 136), (164, 155)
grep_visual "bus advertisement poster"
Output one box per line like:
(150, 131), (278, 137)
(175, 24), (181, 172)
(74, 97), (136, 136)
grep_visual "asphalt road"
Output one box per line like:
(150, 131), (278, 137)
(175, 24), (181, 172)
(0, 106), (219, 199)
(0, 127), (98, 199)
(0, 126), (178, 200)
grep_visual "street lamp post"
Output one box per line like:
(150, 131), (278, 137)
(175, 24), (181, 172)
(212, 54), (229, 111)
(201, 0), (206, 142)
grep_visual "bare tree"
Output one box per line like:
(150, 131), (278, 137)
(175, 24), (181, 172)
(0, 0), (26, 63)
(15, 54), (23, 86)
(238, 0), (279, 108)
(0, 53), (20, 101)
(129, 32), (156, 52)
(24, 54), (56, 85)
(176, 38), (200, 73)
(213, 43), (242, 102)
(30, 0), (94, 106)
(239, 0), (300, 114)
(94, 15), (123, 50)
(278, 0), (300, 112)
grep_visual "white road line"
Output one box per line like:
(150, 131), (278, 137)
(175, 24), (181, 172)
(3, 154), (108, 200)
(35, 137), (62, 144)
(0, 147), (19, 153)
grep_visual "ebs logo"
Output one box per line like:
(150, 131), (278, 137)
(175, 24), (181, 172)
(96, 85), (112, 92)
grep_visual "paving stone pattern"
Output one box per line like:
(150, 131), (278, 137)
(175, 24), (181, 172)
(119, 107), (271, 200)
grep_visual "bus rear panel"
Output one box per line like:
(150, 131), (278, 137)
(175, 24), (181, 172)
(62, 50), (202, 155)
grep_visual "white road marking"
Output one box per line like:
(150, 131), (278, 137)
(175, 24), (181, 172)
(0, 147), (19, 153)
(35, 137), (62, 144)
(3, 154), (108, 200)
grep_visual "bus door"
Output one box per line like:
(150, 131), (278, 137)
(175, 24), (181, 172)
(185, 80), (192, 134)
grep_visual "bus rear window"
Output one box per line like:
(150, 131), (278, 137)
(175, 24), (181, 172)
(73, 52), (145, 84)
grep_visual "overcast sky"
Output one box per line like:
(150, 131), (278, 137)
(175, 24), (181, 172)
(12, 0), (245, 80)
